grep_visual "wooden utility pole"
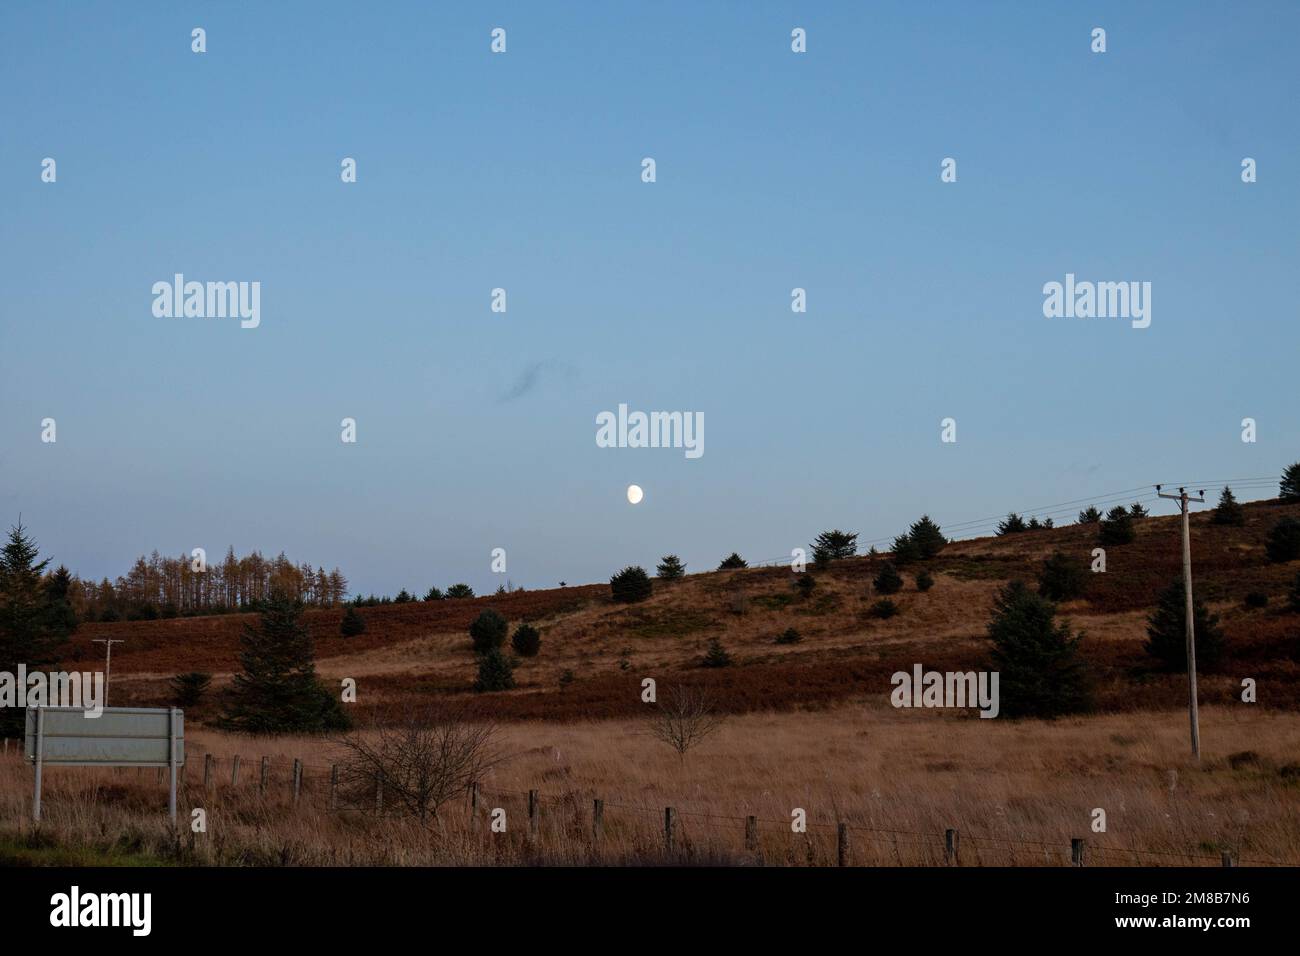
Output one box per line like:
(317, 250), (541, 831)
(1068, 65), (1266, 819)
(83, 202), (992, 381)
(1156, 485), (1206, 760)
(92, 639), (125, 706)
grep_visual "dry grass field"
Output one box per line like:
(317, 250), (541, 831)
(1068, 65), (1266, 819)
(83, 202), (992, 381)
(5, 498), (1299, 866)
(3, 704), (1298, 866)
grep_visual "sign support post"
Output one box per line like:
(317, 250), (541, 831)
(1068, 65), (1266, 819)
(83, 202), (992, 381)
(168, 706), (179, 824)
(33, 706), (45, 823)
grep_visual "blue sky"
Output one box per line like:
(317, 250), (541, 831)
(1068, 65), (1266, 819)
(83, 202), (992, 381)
(2, 1), (1297, 596)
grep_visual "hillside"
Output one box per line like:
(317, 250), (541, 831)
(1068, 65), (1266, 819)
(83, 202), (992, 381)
(65, 498), (1300, 724)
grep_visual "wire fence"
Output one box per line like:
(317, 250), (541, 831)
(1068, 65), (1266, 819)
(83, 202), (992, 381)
(10, 745), (1282, 868)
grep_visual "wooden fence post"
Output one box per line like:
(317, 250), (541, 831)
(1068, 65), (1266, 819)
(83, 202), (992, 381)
(664, 807), (676, 854)
(260, 757), (269, 796)
(837, 824), (850, 867)
(329, 765), (338, 811)
(292, 759), (302, 805)
(945, 828), (959, 865)
(230, 754), (241, 787)
(592, 798), (604, 843)
(528, 789), (539, 841)
(1221, 851), (1235, 867)
(203, 753), (213, 790)
(470, 783), (480, 831)
(1071, 838), (1086, 867)
(744, 815), (758, 854)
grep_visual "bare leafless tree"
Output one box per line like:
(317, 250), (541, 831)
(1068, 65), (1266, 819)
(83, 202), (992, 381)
(646, 684), (725, 763)
(336, 704), (505, 823)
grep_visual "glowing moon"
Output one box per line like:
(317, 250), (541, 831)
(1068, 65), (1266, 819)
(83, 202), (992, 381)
(626, 484), (644, 505)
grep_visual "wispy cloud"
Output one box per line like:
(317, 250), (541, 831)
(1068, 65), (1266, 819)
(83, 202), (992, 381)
(498, 360), (575, 403)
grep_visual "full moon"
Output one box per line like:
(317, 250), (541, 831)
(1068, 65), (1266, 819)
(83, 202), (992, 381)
(626, 484), (644, 505)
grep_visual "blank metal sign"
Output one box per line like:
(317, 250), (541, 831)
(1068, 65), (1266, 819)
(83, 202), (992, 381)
(25, 707), (184, 767)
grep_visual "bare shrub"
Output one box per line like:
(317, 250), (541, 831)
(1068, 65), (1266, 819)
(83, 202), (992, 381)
(646, 685), (724, 763)
(336, 704), (504, 823)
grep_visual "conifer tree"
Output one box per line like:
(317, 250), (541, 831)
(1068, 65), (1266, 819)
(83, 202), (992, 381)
(656, 555), (686, 580)
(0, 523), (68, 737)
(1280, 461), (1300, 502)
(907, 515), (946, 559)
(987, 581), (1090, 718)
(1099, 506), (1135, 545)
(873, 561), (903, 595)
(811, 530), (858, 566)
(469, 609), (508, 653)
(218, 594), (350, 733)
(891, 533), (921, 565)
(1144, 580), (1226, 671)
(1265, 517), (1300, 563)
(610, 566), (653, 603)
(1212, 486), (1245, 526)
(702, 637), (732, 668)
(996, 513), (1027, 536)
(511, 623), (541, 657)
(474, 648), (516, 692)
(1037, 550), (1086, 602)
(42, 565), (79, 637)
(340, 605), (366, 637)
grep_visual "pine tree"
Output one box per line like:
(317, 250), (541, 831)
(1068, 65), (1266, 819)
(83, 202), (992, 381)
(1099, 506), (1135, 545)
(1144, 580), (1226, 671)
(218, 594), (350, 733)
(1077, 506), (1102, 524)
(702, 637), (732, 668)
(1129, 502), (1149, 519)
(170, 672), (212, 708)
(469, 609), (509, 653)
(987, 581), (1090, 718)
(656, 555), (686, 580)
(1265, 517), (1300, 563)
(0, 523), (67, 736)
(908, 515), (946, 559)
(811, 530), (858, 566)
(423, 586), (444, 601)
(42, 565), (79, 637)
(915, 570), (935, 592)
(511, 623), (541, 657)
(1280, 461), (1300, 502)
(445, 583), (474, 599)
(717, 552), (748, 570)
(1290, 572), (1300, 613)
(1212, 486), (1246, 526)
(340, 605), (366, 637)
(610, 566), (653, 603)
(869, 598), (899, 619)
(891, 533), (921, 566)
(873, 561), (903, 595)
(473, 648), (516, 692)
(1037, 550), (1086, 601)
(996, 513), (1027, 536)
